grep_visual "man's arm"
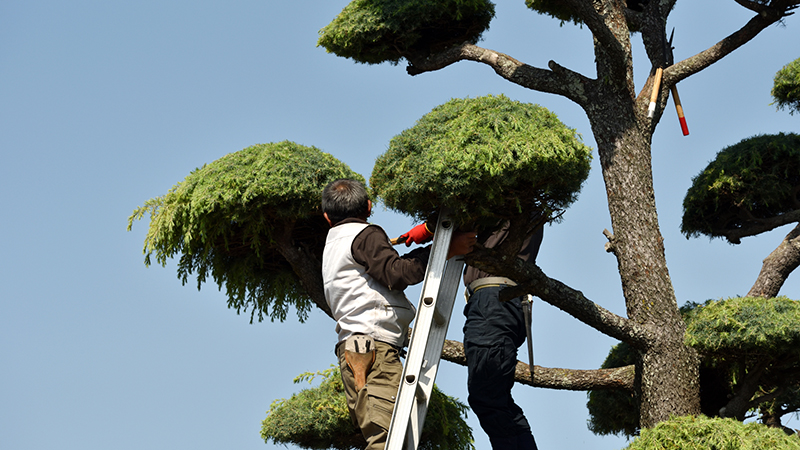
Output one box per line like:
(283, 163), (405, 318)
(352, 225), (430, 291)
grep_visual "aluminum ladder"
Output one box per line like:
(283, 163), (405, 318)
(385, 212), (465, 450)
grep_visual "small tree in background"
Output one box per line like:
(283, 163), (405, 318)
(773, 57), (800, 115)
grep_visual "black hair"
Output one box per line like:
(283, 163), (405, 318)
(321, 179), (369, 225)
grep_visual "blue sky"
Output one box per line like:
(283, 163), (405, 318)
(2, 2), (799, 449)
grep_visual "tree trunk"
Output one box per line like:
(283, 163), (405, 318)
(588, 104), (701, 427)
(747, 224), (800, 298)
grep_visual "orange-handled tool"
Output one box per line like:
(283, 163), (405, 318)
(670, 85), (689, 136)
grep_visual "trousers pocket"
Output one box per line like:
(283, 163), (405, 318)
(365, 384), (397, 431)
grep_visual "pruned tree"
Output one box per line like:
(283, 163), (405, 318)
(318, 0), (800, 430)
(685, 296), (800, 427)
(370, 94), (592, 229)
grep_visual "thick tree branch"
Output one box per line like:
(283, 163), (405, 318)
(723, 210), (800, 244)
(747, 223), (800, 298)
(720, 360), (769, 420)
(464, 248), (652, 348)
(441, 338), (634, 391)
(662, 2), (800, 89)
(274, 222), (333, 319)
(406, 43), (594, 105)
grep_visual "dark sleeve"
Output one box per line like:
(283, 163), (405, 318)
(352, 225), (431, 291)
(463, 218), (544, 286)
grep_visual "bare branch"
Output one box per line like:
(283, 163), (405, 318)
(464, 248), (652, 348)
(406, 42), (593, 104)
(663, 2), (799, 88)
(747, 223), (800, 297)
(441, 338), (634, 391)
(723, 210), (800, 244)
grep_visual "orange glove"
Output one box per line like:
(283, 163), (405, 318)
(399, 223), (433, 246)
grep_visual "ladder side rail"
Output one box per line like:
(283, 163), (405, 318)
(403, 257), (465, 450)
(386, 213), (456, 450)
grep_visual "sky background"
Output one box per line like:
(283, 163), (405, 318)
(2, 1), (799, 449)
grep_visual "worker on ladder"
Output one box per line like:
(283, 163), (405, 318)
(320, 179), (475, 450)
(462, 214), (544, 450)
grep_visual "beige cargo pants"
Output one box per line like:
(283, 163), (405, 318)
(337, 340), (402, 450)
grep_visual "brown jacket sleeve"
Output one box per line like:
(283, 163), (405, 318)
(352, 224), (430, 291)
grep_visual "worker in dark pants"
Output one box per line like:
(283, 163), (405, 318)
(463, 219), (543, 450)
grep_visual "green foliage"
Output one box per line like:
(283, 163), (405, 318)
(420, 384), (474, 450)
(524, 0), (583, 26)
(262, 367), (361, 450)
(772, 57), (800, 115)
(524, 1), (653, 31)
(261, 366), (474, 450)
(588, 298), (800, 438)
(128, 141), (364, 322)
(370, 95), (592, 227)
(681, 133), (800, 242)
(317, 0), (495, 65)
(623, 415), (800, 450)
(684, 296), (800, 358)
(586, 342), (640, 437)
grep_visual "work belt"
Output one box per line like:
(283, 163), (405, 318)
(466, 276), (517, 299)
(334, 335), (404, 356)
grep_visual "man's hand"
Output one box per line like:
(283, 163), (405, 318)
(398, 223), (433, 246)
(447, 231), (477, 259)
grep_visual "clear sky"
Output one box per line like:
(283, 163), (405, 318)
(2, 2), (799, 449)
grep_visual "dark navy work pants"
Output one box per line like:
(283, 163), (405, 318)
(463, 286), (538, 450)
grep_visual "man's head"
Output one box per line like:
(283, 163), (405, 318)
(322, 179), (371, 226)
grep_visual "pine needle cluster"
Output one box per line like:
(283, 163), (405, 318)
(317, 0), (495, 65)
(370, 94), (591, 228)
(261, 366), (474, 450)
(772, 57), (800, 115)
(684, 296), (800, 357)
(624, 415), (800, 450)
(588, 297), (800, 438)
(128, 141), (364, 322)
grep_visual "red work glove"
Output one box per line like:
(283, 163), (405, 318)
(399, 223), (433, 246)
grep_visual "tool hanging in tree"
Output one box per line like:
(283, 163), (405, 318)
(648, 28), (690, 136)
(665, 29), (689, 136)
(522, 294), (534, 383)
(646, 67), (663, 119)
